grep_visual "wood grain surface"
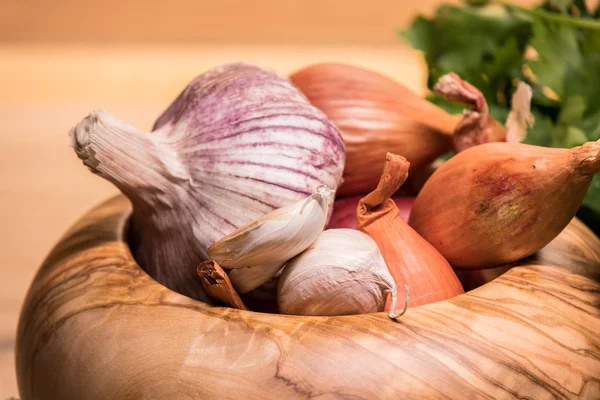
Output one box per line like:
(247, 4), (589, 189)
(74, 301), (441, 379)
(15, 196), (600, 399)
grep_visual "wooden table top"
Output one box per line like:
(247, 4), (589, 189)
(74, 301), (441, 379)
(0, 42), (426, 398)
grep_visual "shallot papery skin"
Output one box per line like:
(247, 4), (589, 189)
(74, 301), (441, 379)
(433, 73), (507, 153)
(70, 63), (345, 301)
(409, 140), (600, 268)
(290, 63), (458, 196)
(327, 196), (414, 229)
(357, 153), (463, 308)
(434, 74), (534, 152)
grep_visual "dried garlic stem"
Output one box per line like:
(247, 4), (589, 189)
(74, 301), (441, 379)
(197, 261), (248, 310)
(387, 284), (410, 320)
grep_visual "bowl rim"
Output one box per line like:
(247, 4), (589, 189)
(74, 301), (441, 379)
(15, 195), (600, 399)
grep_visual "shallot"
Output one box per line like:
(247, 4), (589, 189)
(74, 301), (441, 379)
(357, 153), (463, 308)
(409, 140), (600, 268)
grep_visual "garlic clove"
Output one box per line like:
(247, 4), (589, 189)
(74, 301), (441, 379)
(197, 260), (248, 310)
(278, 229), (409, 319)
(208, 186), (332, 293)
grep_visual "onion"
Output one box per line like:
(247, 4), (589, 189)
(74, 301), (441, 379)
(356, 153), (463, 308)
(409, 140), (600, 268)
(291, 64), (533, 197)
(290, 63), (458, 196)
(69, 63), (345, 300)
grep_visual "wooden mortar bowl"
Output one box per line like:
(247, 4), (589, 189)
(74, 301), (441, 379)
(16, 196), (600, 399)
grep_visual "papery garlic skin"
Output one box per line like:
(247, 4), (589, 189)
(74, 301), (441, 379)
(278, 229), (397, 316)
(209, 186), (332, 293)
(70, 63), (345, 301)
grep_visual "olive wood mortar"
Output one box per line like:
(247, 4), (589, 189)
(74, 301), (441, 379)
(16, 196), (600, 399)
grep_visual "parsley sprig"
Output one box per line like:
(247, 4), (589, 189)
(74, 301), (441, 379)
(403, 0), (600, 233)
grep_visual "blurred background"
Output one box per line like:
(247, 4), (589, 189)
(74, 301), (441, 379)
(0, 0), (567, 397)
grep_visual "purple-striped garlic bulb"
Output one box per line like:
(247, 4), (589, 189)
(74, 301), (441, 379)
(69, 63), (346, 301)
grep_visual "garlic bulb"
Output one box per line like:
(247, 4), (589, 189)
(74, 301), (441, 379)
(278, 229), (409, 319)
(209, 186), (332, 293)
(69, 63), (345, 301)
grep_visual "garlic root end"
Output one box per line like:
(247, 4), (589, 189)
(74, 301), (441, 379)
(69, 111), (104, 171)
(69, 110), (162, 191)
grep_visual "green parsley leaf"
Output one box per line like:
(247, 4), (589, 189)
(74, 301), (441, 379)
(401, 5), (531, 103)
(402, 0), (600, 233)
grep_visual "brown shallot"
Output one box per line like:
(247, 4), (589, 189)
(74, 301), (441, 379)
(290, 63), (458, 196)
(291, 63), (529, 196)
(357, 153), (463, 308)
(409, 140), (600, 268)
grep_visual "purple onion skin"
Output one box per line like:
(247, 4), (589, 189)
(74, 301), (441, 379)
(328, 197), (415, 230)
